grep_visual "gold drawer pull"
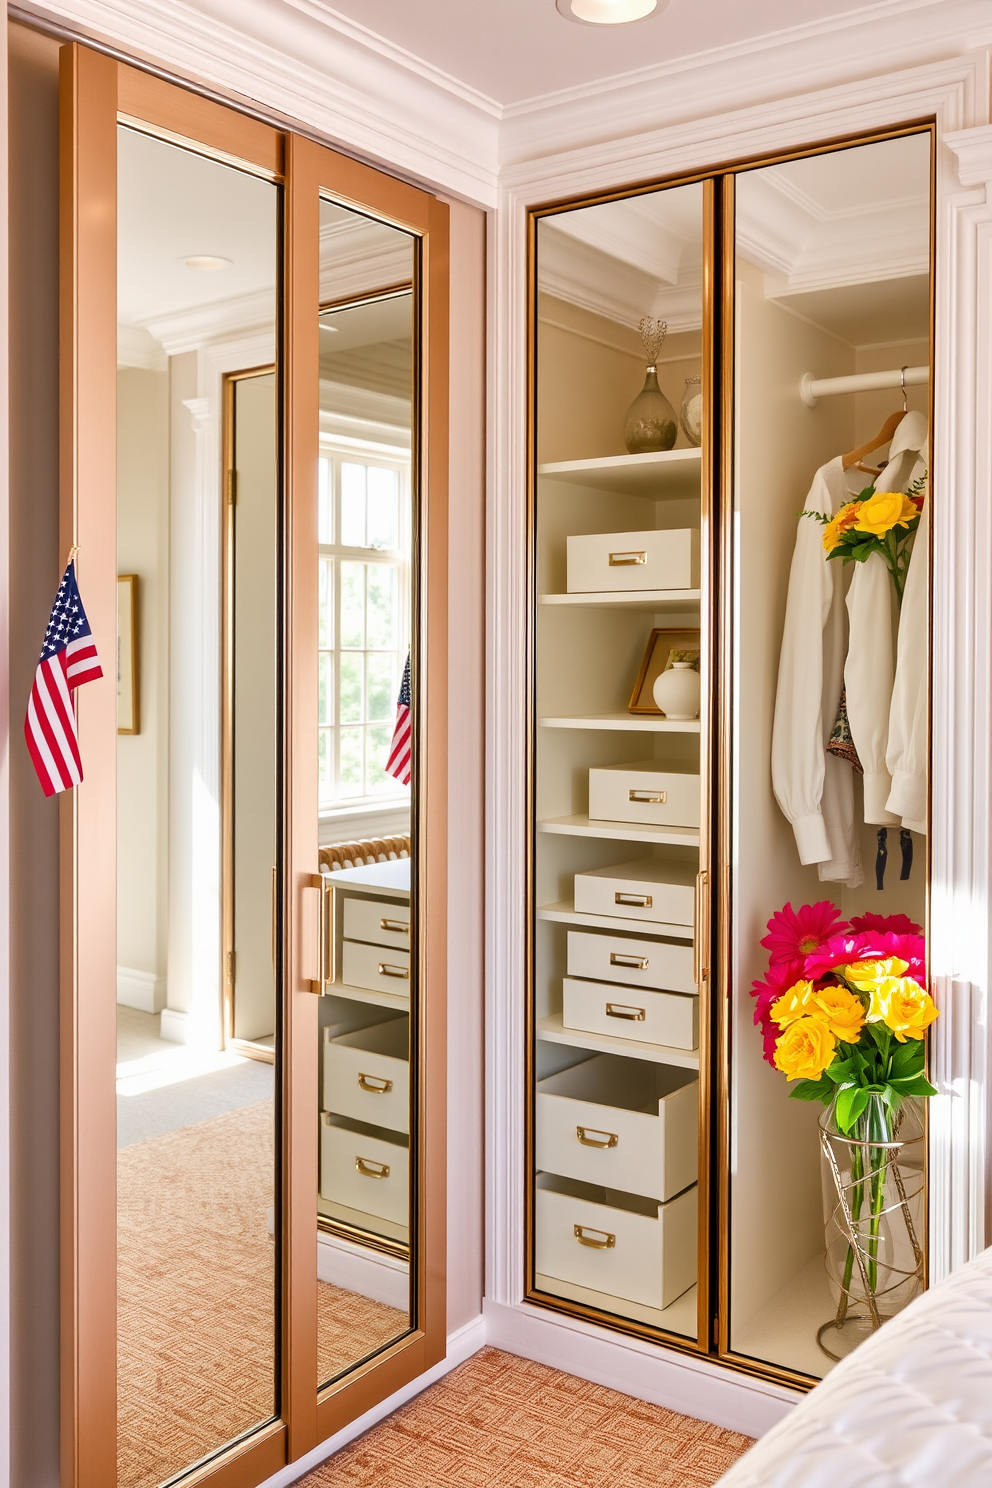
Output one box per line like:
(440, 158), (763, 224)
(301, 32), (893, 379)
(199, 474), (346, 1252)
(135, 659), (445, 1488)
(574, 1224), (615, 1249)
(606, 1003), (646, 1021)
(630, 789), (665, 803)
(380, 917), (408, 934)
(356, 1156), (390, 1179)
(610, 952), (648, 970)
(616, 892), (652, 907)
(608, 551), (646, 566)
(378, 962), (409, 979)
(358, 1072), (393, 1094)
(576, 1125), (618, 1149)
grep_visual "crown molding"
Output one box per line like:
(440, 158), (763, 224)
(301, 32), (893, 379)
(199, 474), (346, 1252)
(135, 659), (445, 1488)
(944, 123), (992, 185)
(16, 0), (500, 205)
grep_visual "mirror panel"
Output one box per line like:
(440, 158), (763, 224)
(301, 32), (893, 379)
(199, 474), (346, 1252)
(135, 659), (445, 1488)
(314, 200), (417, 1387)
(116, 124), (279, 1486)
(729, 132), (932, 1378)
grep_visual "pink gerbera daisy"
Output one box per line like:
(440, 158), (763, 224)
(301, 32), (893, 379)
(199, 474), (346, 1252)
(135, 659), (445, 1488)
(849, 911), (922, 936)
(760, 901), (848, 965)
(750, 958), (804, 1026)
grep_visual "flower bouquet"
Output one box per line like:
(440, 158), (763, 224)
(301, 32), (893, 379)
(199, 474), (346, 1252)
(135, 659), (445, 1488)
(751, 902), (938, 1356)
(803, 475), (925, 602)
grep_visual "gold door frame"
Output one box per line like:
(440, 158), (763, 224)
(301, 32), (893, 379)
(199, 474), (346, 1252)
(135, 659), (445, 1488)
(523, 120), (936, 1391)
(59, 43), (449, 1488)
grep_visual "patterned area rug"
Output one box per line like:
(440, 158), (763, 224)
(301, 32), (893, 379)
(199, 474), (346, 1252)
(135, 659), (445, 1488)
(117, 1099), (406, 1488)
(300, 1347), (753, 1487)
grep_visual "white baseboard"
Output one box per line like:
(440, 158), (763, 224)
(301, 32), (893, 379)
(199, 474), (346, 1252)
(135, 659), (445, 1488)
(483, 1298), (798, 1439)
(258, 1313), (486, 1488)
(116, 966), (167, 1014)
(159, 1008), (188, 1044)
(317, 1230), (409, 1310)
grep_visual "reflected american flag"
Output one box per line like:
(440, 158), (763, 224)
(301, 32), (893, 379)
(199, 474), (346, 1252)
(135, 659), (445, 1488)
(385, 651), (412, 786)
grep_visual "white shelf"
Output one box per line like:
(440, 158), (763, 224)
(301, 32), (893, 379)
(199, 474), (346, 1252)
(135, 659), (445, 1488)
(537, 814), (700, 848)
(537, 1012), (699, 1070)
(537, 898), (693, 941)
(731, 1253), (836, 1381)
(534, 1273), (698, 1338)
(540, 589), (700, 612)
(325, 981), (409, 1013)
(539, 713), (699, 733)
(537, 449), (701, 500)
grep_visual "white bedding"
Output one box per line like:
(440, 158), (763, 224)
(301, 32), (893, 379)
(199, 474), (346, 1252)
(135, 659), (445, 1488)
(716, 1245), (992, 1487)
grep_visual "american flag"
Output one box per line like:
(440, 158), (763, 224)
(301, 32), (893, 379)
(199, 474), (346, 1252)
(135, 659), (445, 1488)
(24, 558), (103, 797)
(384, 651), (412, 786)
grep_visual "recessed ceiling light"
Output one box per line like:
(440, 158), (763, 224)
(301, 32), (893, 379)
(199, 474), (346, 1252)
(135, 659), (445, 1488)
(556, 0), (662, 23)
(183, 255), (233, 271)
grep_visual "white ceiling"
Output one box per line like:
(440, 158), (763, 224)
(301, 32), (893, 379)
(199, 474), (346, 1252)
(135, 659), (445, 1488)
(306, 0), (891, 106)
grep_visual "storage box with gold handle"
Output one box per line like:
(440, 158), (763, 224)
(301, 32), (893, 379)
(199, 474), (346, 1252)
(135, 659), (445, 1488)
(588, 760), (700, 828)
(341, 938), (411, 997)
(573, 856), (696, 927)
(566, 929), (695, 994)
(319, 1114), (409, 1225)
(342, 895), (411, 951)
(566, 528), (700, 594)
(323, 1014), (409, 1133)
(562, 976), (698, 1050)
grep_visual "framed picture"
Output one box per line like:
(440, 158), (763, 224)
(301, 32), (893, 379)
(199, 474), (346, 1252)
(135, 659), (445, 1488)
(117, 574), (139, 735)
(628, 627), (701, 715)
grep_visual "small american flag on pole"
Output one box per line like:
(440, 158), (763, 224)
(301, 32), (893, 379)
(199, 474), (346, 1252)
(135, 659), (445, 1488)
(384, 651), (412, 787)
(24, 555), (103, 797)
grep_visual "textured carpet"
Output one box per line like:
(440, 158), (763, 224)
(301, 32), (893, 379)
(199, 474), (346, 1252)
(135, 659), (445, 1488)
(300, 1347), (753, 1487)
(118, 1099), (407, 1488)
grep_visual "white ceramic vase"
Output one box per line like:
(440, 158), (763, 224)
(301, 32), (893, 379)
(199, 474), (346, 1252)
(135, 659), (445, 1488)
(653, 661), (700, 720)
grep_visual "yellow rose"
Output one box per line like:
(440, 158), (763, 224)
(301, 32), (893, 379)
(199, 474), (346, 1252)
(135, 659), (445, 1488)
(853, 491), (919, 538)
(769, 979), (815, 1028)
(843, 958), (910, 1023)
(810, 984), (866, 1044)
(880, 979), (939, 1042)
(773, 1017), (837, 1081)
(822, 502), (859, 553)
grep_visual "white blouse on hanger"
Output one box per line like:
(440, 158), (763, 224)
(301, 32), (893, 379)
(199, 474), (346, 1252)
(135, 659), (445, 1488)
(885, 476), (929, 833)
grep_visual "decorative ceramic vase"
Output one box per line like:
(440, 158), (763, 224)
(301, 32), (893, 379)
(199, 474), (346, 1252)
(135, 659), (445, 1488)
(818, 1094), (925, 1361)
(624, 317), (677, 454)
(680, 375), (702, 447)
(653, 661), (700, 720)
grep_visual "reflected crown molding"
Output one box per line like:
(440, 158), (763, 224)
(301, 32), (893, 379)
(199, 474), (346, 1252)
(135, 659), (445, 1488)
(121, 288), (276, 359)
(319, 216), (413, 304)
(319, 378), (411, 450)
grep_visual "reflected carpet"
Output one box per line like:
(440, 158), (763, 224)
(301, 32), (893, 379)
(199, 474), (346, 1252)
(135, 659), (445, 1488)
(300, 1347), (753, 1487)
(118, 1099), (406, 1488)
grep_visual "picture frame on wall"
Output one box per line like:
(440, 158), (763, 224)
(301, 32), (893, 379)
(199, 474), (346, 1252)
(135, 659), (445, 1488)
(117, 574), (139, 735)
(628, 626), (701, 715)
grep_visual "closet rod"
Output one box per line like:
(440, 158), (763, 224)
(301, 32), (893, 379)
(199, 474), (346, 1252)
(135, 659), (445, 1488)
(800, 365), (929, 408)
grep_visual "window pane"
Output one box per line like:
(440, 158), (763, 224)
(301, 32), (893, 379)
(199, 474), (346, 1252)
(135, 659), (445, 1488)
(339, 652), (363, 724)
(318, 558), (333, 650)
(318, 728), (332, 801)
(366, 653), (395, 723)
(318, 457), (333, 544)
(366, 724), (394, 794)
(340, 562), (365, 648)
(340, 462), (367, 547)
(367, 466), (399, 550)
(318, 652), (333, 726)
(338, 727), (363, 796)
(366, 565), (397, 649)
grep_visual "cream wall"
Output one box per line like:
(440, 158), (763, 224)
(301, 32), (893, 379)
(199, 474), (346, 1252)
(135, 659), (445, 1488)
(116, 368), (170, 1009)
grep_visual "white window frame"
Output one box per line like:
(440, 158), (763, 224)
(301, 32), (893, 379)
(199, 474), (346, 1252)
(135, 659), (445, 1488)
(318, 432), (412, 816)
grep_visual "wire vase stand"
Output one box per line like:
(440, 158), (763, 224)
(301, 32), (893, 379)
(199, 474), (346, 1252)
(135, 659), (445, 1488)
(817, 1096), (925, 1362)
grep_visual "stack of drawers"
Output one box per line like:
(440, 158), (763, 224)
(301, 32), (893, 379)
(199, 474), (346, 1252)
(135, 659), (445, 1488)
(320, 896), (412, 1237)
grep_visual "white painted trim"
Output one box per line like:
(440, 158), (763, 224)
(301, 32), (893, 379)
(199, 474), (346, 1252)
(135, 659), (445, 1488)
(484, 1299), (797, 1437)
(316, 1230), (409, 1310)
(159, 1007), (188, 1044)
(255, 1313), (486, 1488)
(116, 965), (167, 1014)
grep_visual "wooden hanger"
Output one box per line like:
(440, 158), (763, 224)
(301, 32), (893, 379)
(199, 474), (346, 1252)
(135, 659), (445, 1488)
(841, 410), (905, 474)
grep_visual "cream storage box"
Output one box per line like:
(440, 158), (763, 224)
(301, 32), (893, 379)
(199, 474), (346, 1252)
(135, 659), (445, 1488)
(535, 1173), (697, 1311)
(323, 1015), (409, 1133)
(588, 761), (700, 828)
(566, 929), (694, 994)
(562, 977), (698, 1050)
(536, 1053), (698, 1202)
(573, 857), (695, 927)
(566, 528), (700, 594)
(320, 1114), (409, 1226)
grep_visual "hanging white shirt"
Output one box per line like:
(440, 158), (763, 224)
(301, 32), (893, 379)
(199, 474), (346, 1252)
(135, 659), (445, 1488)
(771, 457), (865, 886)
(885, 475), (929, 833)
(843, 411), (927, 826)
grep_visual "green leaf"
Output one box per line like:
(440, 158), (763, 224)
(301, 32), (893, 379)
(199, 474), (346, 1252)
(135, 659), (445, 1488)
(835, 1084), (871, 1133)
(866, 1022), (891, 1051)
(824, 1061), (856, 1084)
(887, 1075), (938, 1098)
(788, 1078), (833, 1103)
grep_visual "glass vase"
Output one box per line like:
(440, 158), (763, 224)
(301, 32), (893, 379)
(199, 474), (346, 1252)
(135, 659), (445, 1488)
(818, 1093), (925, 1361)
(679, 375), (702, 446)
(624, 366), (677, 454)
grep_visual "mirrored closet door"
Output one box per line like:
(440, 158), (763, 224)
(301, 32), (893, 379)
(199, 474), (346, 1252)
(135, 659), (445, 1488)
(526, 127), (934, 1387)
(60, 46), (448, 1488)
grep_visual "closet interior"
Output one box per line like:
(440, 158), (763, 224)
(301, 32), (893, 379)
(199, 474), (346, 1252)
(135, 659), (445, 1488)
(528, 129), (932, 1384)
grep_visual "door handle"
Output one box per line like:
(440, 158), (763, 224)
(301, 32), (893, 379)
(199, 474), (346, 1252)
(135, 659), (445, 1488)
(694, 869), (709, 985)
(358, 1072), (393, 1094)
(300, 881), (322, 992)
(355, 1157), (390, 1179)
(574, 1225), (615, 1249)
(576, 1125), (618, 1149)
